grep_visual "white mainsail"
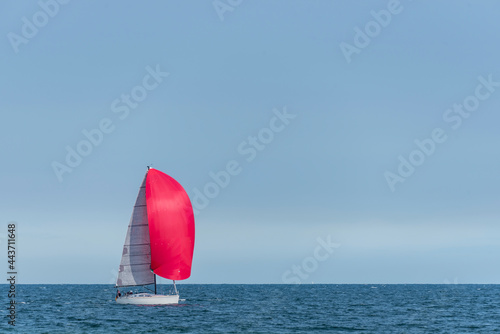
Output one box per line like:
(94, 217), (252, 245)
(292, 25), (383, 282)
(116, 173), (155, 287)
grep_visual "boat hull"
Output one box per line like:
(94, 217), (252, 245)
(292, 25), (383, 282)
(116, 293), (179, 305)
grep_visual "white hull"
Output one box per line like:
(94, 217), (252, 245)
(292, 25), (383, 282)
(116, 293), (179, 305)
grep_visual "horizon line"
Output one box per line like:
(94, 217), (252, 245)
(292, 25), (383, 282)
(5, 283), (500, 285)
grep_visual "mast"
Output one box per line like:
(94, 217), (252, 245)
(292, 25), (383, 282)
(150, 165), (156, 296)
(173, 280), (178, 295)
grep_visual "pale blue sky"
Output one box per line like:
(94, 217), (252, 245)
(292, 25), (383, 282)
(1, 0), (500, 284)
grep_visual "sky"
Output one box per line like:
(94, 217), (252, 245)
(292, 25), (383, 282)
(1, 0), (500, 284)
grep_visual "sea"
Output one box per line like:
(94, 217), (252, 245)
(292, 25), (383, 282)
(1, 284), (499, 333)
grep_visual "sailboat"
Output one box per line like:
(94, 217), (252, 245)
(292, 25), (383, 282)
(115, 167), (195, 305)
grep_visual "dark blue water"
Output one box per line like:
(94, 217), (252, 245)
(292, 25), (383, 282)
(1, 284), (500, 333)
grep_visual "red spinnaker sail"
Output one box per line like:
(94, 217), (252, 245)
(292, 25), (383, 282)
(145, 169), (195, 281)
